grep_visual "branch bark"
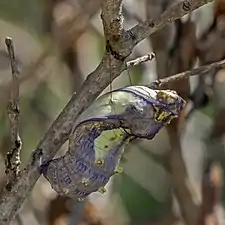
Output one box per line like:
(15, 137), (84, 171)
(5, 37), (22, 177)
(0, 0), (214, 224)
(149, 58), (225, 89)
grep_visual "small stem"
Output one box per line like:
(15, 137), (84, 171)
(5, 37), (22, 176)
(149, 59), (225, 89)
(126, 52), (155, 69)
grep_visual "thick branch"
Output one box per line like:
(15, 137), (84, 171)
(0, 0), (213, 224)
(101, 0), (124, 39)
(101, 0), (129, 60)
(5, 37), (22, 177)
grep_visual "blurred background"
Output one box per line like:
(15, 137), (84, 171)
(0, 0), (225, 224)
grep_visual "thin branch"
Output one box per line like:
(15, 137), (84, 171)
(126, 52), (155, 69)
(54, 0), (102, 51)
(149, 59), (225, 89)
(4, 37), (22, 177)
(0, 0), (213, 224)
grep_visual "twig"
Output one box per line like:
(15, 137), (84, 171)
(149, 59), (225, 89)
(126, 52), (155, 69)
(0, 1), (213, 224)
(4, 37), (22, 177)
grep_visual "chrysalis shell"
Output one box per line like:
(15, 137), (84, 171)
(41, 86), (185, 199)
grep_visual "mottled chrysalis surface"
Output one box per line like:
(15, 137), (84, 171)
(41, 86), (185, 200)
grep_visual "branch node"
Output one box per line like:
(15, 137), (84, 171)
(183, 1), (191, 11)
(106, 40), (126, 61)
(31, 148), (43, 167)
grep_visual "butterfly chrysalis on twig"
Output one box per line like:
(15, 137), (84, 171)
(41, 40), (185, 200)
(41, 85), (185, 200)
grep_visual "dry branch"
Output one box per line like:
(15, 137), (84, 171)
(149, 58), (225, 89)
(4, 37), (22, 177)
(126, 52), (155, 69)
(0, 0), (214, 224)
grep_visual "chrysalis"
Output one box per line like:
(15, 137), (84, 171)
(41, 86), (185, 199)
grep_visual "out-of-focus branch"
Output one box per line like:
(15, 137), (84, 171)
(167, 121), (199, 225)
(0, 0), (213, 224)
(50, 0), (103, 91)
(4, 37), (22, 177)
(122, 6), (143, 23)
(129, 0), (213, 47)
(0, 49), (50, 104)
(15, 214), (23, 225)
(145, 2), (196, 225)
(54, 0), (103, 52)
(197, 161), (223, 225)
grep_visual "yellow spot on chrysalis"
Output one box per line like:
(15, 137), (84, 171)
(165, 120), (171, 125)
(95, 158), (104, 165)
(156, 90), (176, 104)
(114, 166), (123, 174)
(98, 187), (106, 194)
(154, 107), (170, 123)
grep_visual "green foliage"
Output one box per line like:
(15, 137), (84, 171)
(113, 173), (171, 222)
(0, 0), (44, 35)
